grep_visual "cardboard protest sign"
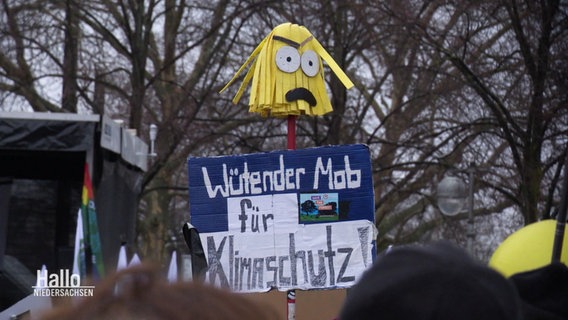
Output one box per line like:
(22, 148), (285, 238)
(188, 144), (375, 292)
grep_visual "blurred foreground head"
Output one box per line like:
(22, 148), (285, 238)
(40, 264), (278, 320)
(510, 262), (568, 320)
(339, 241), (523, 320)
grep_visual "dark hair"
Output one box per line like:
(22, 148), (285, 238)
(510, 262), (568, 320)
(40, 264), (279, 320)
(339, 241), (523, 320)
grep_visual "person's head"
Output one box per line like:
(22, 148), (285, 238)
(510, 262), (568, 320)
(339, 241), (523, 320)
(40, 264), (278, 320)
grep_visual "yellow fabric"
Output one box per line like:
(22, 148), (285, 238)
(220, 22), (354, 117)
(489, 220), (568, 277)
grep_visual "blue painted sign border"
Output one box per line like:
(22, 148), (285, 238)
(188, 144), (374, 233)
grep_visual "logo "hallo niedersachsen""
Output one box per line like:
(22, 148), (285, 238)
(33, 269), (94, 297)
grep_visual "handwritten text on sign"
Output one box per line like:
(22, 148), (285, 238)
(188, 145), (375, 292)
(201, 154), (361, 198)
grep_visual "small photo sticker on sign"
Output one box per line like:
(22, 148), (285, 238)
(299, 193), (339, 224)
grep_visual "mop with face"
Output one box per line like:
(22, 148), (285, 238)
(220, 23), (354, 117)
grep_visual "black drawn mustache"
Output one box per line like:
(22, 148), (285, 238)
(285, 88), (317, 107)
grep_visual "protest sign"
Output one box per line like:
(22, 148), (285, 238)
(188, 144), (375, 292)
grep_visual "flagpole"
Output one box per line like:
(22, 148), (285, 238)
(552, 151), (568, 262)
(287, 115), (296, 150)
(287, 114), (296, 320)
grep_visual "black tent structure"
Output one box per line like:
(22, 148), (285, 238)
(0, 111), (148, 311)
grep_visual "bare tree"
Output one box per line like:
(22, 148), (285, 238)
(2, 0), (566, 264)
(74, 0), (278, 262)
(402, 0), (568, 223)
(365, 0), (568, 258)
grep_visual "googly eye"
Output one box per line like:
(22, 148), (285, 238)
(275, 46), (300, 73)
(301, 50), (320, 77)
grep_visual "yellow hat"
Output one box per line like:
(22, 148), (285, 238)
(489, 220), (568, 277)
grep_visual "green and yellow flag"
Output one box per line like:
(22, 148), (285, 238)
(80, 163), (105, 279)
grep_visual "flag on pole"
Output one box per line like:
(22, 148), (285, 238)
(167, 250), (178, 283)
(81, 163), (105, 279)
(129, 253), (141, 267)
(36, 265), (48, 288)
(117, 244), (128, 271)
(72, 210), (86, 278)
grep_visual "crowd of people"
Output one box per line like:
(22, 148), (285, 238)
(39, 241), (567, 320)
(40, 264), (280, 320)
